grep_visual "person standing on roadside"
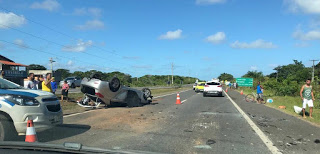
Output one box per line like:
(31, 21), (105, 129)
(300, 79), (315, 118)
(26, 73), (39, 90)
(50, 77), (57, 94)
(256, 81), (264, 104)
(42, 73), (53, 93)
(61, 80), (69, 101)
(38, 76), (43, 90)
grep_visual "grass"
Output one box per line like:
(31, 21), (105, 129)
(56, 87), (192, 114)
(233, 87), (320, 125)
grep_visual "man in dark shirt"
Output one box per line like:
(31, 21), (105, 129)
(38, 76), (44, 90)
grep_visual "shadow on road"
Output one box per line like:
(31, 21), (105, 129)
(38, 124), (91, 142)
(14, 124), (91, 142)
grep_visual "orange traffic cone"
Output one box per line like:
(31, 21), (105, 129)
(176, 93), (181, 105)
(25, 120), (37, 142)
(226, 88), (228, 92)
(240, 90), (243, 95)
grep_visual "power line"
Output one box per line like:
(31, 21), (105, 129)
(0, 6), (121, 57)
(0, 23), (134, 67)
(0, 39), (135, 74)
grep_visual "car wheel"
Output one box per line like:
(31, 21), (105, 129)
(109, 77), (121, 92)
(203, 93), (207, 97)
(0, 114), (17, 141)
(142, 88), (152, 100)
(219, 92), (223, 97)
(126, 91), (142, 107)
(71, 83), (75, 88)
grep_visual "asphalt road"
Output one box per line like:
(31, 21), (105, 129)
(16, 89), (320, 153)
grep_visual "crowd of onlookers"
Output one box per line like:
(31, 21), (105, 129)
(25, 73), (70, 101)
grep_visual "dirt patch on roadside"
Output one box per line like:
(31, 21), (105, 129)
(80, 106), (163, 134)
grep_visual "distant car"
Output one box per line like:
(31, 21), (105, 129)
(193, 83), (197, 90)
(59, 76), (82, 88)
(78, 73), (152, 108)
(203, 81), (223, 97)
(0, 78), (63, 141)
(195, 82), (205, 93)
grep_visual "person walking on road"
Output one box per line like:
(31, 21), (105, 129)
(51, 77), (57, 94)
(26, 73), (39, 90)
(42, 73), (53, 93)
(61, 80), (69, 101)
(300, 79), (315, 119)
(256, 81), (264, 104)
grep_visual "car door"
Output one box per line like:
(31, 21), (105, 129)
(75, 77), (81, 87)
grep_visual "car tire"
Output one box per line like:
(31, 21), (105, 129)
(219, 92), (223, 97)
(126, 91), (142, 107)
(71, 83), (75, 88)
(0, 114), (17, 141)
(142, 88), (152, 100)
(109, 77), (121, 92)
(203, 93), (207, 97)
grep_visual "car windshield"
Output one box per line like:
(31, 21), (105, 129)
(1, 1), (320, 154)
(64, 77), (74, 81)
(0, 78), (22, 89)
(207, 82), (220, 85)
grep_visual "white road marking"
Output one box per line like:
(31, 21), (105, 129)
(63, 110), (97, 118)
(64, 89), (192, 118)
(181, 99), (187, 104)
(193, 145), (212, 149)
(223, 90), (281, 154)
(153, 89), (191, 98)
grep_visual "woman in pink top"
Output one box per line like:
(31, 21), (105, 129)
(61, 80), (70, 101)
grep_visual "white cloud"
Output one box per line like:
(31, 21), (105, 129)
(62, 40), (93, 52)
(268, 64), (278, 68)
(158, 29), (183, 40)
(293, 29), (320, 40)
(67, 60), (73, 66)
(132, 65), (152, 69)
(250, 66), (258, 71)
(14, 39), (28, 48)
(196, 0), (226, 5)
(73, 7), (102, 17)
(230, 39), (277, 49)
(285, 0), (320, 14)
(205, 32), (226, 44)
(75, 20), (105, 30)
(0, 12), (26, 29)
(30, 0), (60, 11)
(294, 42), (310, 47)
(202, 57), (212, 61)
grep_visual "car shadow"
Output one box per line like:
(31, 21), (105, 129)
(14, 124), (91, 142)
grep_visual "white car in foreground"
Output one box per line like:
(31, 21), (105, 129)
(203, 81), (223, 97)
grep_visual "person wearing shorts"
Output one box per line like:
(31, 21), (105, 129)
(300, 79), (315, 118)
(61, 80), (69, 101)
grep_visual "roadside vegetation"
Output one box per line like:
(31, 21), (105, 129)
(219, 60), (320, 124)
(28, 64), (198, 87)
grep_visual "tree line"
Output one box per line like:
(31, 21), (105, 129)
(27, 64), (198, 87)
(218, 60), (320, 97)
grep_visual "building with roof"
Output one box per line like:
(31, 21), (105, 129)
(0, 55), (28, 85)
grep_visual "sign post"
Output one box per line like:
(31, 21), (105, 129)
(236, 78), (253, 87)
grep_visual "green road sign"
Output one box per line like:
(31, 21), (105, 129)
(236, 78), (253, 87)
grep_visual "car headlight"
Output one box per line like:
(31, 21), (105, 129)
(0, 94), (40, 106)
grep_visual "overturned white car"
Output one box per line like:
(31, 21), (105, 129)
(78, 74), (152, 108)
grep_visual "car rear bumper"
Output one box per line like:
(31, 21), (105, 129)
(204, 91), (222, 95)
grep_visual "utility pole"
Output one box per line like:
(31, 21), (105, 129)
(171, 63), (174, 86)
(310, 60), (319, 82)
(49, 57), (55, 74)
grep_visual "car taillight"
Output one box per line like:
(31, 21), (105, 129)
(218, 85), (222, 87)
(205, 85), (209, 87)
(95, 93), (104, 98)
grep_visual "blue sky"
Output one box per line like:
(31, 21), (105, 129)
(0, 0), (320, 80)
